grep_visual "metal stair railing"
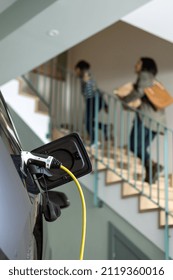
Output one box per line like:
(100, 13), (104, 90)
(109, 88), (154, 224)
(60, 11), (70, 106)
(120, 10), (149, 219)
(22, 63), (173, 259)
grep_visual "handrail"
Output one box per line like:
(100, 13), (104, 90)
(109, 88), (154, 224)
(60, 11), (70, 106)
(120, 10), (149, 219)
(22, 62), (173, 259)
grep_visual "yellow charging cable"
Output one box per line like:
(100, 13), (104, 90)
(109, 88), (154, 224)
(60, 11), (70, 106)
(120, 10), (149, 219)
(60, 164), (86, 260)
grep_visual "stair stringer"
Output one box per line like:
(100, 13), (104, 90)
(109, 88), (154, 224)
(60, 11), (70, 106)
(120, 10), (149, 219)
(79, 167), (173, 259)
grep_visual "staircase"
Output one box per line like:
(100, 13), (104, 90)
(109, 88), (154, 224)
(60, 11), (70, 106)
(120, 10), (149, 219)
(88, 146), (173, 229)
(4, 61), (173, 259)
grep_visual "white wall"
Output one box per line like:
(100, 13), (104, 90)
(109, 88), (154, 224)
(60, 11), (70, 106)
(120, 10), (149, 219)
(0, 80), (50, 144)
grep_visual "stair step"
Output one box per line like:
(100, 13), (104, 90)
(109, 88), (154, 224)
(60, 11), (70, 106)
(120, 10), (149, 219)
(110, 146), (141, 161)
(35, 99), (48, 115)
(52, 128), (66, 140)
(139, 196), (173, 227)
(122, 181), (144, 197)
(157, 176), (173, 187)
(90, 146), (141, 163)
(159, 210), (173, 227)
(106, 170), (123, 185)
(116, 161), (144, 173)
(139, 196), (173, 212)
(17, 77), (28, 93)
(123, 181), (173, 200)
(19, 89), (38, 99)
(94, 157), (143, 176)
(89, 146), (169, 183)
(17, 76), (37, 99)
(91, 159), (107, 171)
(89, 149), (144, 176)
(106, 169), (129, 185)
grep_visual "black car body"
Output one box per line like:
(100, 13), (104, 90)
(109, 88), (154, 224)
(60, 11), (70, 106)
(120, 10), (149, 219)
(0, 91), (42, 259)
(0, 90), (92, 260)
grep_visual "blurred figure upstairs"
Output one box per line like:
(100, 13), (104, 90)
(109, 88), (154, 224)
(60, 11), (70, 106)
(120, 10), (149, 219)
(75, 60), (108, 146)
(122, 57), (167, 184)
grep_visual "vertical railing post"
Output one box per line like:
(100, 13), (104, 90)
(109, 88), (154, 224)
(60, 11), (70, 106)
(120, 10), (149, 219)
(127, 110), (131, 181)
(134, 113), (138, 182)
(47, 60), (54, 139)
(156, 123), (160, 204)
(113, 98), (117, 169)
(164, 128), (169, 260)
(120, 103), (124, 177)
(93, 91), (99, 206)
(47, 107), (53, 139)
(141, 114), (145, 190)
(107, 95), (111, 167)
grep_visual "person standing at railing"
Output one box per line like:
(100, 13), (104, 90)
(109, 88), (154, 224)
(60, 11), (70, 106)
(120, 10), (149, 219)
(75, 60), (108, 146)
(121, 57), (166, 184)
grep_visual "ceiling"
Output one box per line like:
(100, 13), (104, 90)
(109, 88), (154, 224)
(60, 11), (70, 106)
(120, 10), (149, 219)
(0, 0), (17, 15)
(123, 0), (173, 44)
(1, 0), (173, 86)
(0, 0), (151, 85)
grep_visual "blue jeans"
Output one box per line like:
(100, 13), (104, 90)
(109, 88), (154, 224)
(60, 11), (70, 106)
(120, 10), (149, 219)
(86, 95), (108, 144)
(130, 115), (156, 164)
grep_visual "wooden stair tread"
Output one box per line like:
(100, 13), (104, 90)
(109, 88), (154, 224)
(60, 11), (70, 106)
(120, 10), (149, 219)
(90, 146), (141, 163)
(123, 181), (173, 200)
(105, 168), (140, 185)
(19, 89), (38, 99)
(18, 75), (39, 92)
(139, 196), (173, 227)
(93, 156), (144, 174)
(52, 128), (66, 140)
(106, 171), (122, 185)
(139, 195), (173, 211)
(91, 158), (107, 171)
(35, 99), (48, 115)
(159, 210), (173, 227)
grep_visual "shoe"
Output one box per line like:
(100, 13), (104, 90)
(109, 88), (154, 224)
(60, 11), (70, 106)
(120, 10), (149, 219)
(145, 160), (164, 184)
